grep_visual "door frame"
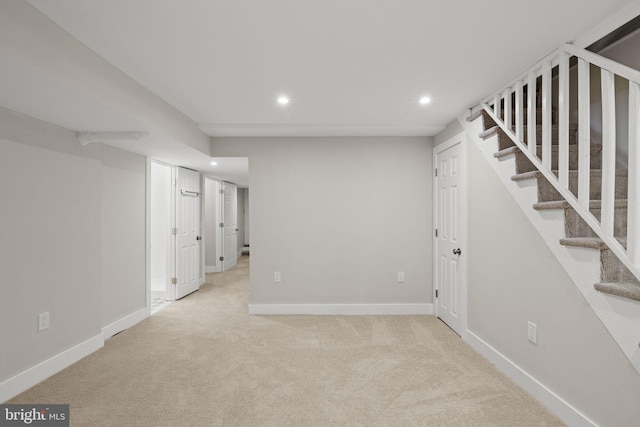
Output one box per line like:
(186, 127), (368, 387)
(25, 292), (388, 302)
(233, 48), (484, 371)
(146, 158), (177, 306)
(433, 132), (468, 339)
(220, 181), (238, 272)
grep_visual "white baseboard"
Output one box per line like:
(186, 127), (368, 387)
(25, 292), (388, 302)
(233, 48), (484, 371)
(102, 307), (149, 340)
(0, 334), (103, 403)
(465, 331), (596, 427)
(249, 303), (433, 315)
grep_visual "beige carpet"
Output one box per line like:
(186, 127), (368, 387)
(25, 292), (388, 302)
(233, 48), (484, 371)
(10, 256), (564, 426)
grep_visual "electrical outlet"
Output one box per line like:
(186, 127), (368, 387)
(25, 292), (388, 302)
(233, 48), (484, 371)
(273, 271), (281, 283)
(397, 272), (405, 283)
(527, 321), (537, 344)
(38, 312), (50, 331)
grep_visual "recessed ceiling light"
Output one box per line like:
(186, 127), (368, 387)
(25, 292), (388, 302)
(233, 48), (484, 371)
(419, 96), (431, 105)
(210, 161), (218, 166)
(277, 95), (290, 105)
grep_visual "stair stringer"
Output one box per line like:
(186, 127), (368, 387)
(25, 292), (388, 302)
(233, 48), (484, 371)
(459, 112), (640, 374)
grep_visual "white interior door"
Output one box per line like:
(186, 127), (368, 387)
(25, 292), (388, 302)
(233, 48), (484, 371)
(175, 167), (201, 299)
(434, 137), (466, 336)
(221, 182), (238, 271)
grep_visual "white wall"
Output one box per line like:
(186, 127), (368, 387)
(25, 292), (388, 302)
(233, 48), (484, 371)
(457, 122), (640, 426)
(0, 108), (146, 399)
(211, 137), (432, 309)
(100, 145), (146, 326)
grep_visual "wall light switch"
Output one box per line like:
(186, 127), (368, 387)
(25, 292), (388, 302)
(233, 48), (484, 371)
(397, 272), (405, 283)
(38, 312), (50, 331)
(527, 321), (537, 344)
(273, 272), (281, 283)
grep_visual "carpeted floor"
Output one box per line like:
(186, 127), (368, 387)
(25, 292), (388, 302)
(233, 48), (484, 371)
(9, 256), (564, 426)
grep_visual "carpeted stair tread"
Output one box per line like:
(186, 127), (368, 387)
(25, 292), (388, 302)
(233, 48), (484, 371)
(533, 200), (628, 210)
(494, 143), (601, 160)
(467, 110), (485, 122)
(479, 126), (503, 139)
(559, 236), (626, 249)
(467, 109), (497, 130)
(594, 282), (640, 301)
(511, 169), (628, 182)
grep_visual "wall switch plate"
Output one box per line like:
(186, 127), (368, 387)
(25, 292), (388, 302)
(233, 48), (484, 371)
(397, 272), (405, 283)
(38, 312), (50, 331)
(273, 272), (281, 283)
(527, 321), (537, 344)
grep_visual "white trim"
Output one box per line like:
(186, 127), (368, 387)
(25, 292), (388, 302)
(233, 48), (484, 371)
(0, 334), (103, 403)
(205, 265), (220, 273)
(432, 132), (469, 340)
(102, 307), (149, 340)
(465, 331), (597, 427)
(248, 303), (433, 315)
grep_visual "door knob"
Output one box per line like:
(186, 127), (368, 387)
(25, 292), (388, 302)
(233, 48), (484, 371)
(453, 248), (461, 255)
(196, 236), (202, 241)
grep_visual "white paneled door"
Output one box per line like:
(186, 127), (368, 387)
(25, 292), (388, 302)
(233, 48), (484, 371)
(175, 167), (201, 299)
(221, 182), (238, 271)
(434, 137), (465, 336)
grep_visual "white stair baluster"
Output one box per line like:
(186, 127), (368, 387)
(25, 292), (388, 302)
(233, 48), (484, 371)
(558, 52), (570, 189)
(600, 69), (616, 238)
(514, 81), (524, 142)
(504, 88), (512, 130)
(527, 71), (536, 156)
(542, 61), (552, 170)
(578, 59), (591, 210)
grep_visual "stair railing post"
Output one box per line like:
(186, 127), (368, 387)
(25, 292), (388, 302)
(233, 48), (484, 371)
(578, 59), (591, 210)
(494, 94), (501, 122)
(628, 82), (640, 265)
(558, 51), (570, 189)
(600, 69), (616, 239)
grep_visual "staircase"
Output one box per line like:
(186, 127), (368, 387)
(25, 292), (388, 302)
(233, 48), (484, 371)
(469, 109), (640, 301)
(461, 43), (640, 374)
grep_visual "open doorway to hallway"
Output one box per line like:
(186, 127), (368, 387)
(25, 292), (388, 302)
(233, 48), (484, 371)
(149, 157), (249, 314)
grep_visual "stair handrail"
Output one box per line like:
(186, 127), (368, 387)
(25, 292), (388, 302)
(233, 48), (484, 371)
(476, 43), (640, 282)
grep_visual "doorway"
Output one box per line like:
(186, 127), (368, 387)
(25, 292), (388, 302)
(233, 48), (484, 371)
(149, 163), (203, 304)
(433, 133), (468, 337)
(149, 160), (172, 302)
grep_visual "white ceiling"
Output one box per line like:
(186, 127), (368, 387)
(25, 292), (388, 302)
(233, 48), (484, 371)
(2, 0), (637, 184)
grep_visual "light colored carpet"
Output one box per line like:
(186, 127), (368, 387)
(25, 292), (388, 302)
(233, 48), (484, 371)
(10, 256), (564, 426)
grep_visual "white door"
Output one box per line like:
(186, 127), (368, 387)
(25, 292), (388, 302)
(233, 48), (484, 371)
(175, 167), (201, 299)
(221, 182), (238, 271)
(434, 137), (466, 336)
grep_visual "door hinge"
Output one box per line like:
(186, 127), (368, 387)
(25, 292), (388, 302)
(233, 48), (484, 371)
(220, 189), (224, 194)
(435, 228), (438, 237)
(219, 222), (224, 228)
(435, 168), (438, 177)
(219, 256), (224, 261)
(172, 178), (177, 185)
(171, 228), (177, 235)
(435, 289), (438, 298)
(171, 277), (177, 285)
